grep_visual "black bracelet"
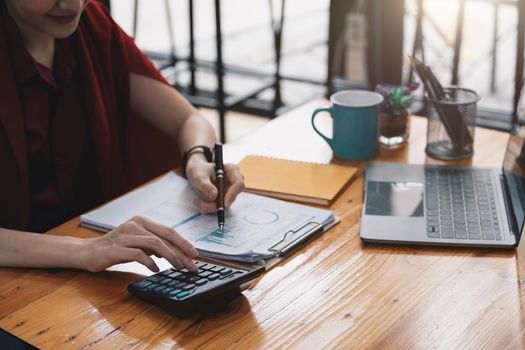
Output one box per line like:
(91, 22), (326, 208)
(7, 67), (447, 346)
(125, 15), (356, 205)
(182, 145), (213, 176)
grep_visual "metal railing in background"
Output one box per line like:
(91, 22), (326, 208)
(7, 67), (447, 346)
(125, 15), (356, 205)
(124, 0), (335, 143)
(111, 0), (294, 143)
(106, 0), (525, 133)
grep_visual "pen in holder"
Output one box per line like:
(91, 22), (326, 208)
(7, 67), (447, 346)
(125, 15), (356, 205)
(426, 87), (479, 160)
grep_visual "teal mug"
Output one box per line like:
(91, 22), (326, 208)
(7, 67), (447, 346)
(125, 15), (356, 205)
(311, 90), (384, 160)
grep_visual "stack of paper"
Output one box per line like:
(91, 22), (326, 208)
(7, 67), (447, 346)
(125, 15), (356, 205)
(81, 172), (338, 263)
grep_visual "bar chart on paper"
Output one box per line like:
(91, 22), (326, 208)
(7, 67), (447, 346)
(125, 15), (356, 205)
(199, 229), (235, 247)
(175, 199), (317, 256)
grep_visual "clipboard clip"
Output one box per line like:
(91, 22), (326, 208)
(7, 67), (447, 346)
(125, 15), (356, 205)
(268, 221), (323, 256)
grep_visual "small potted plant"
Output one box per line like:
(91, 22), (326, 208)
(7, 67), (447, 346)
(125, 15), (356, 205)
(375, 82), (419, 147)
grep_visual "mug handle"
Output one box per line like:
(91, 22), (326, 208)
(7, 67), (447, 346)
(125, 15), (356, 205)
(311, 107), (333, 148)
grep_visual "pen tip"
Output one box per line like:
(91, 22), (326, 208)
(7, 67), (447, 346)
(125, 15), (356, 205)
(219, 224), (224, 231)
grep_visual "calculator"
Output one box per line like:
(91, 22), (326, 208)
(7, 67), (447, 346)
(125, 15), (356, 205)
(127, 261), (265, 318)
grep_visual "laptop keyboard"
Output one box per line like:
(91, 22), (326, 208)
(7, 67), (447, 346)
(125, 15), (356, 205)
(425, 168), (501, 240)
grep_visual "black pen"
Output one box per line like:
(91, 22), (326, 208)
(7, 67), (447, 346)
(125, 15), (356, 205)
(214, 142), (225, 231)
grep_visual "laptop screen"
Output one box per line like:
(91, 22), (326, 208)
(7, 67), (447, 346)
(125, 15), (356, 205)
(502, 125), (525, 237)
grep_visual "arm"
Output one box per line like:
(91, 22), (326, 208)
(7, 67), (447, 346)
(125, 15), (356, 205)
(0, 216), (198, 272)
(0, 227), (87, 269)
(129, 73), (215, 155)
(129, 73), (244, 212)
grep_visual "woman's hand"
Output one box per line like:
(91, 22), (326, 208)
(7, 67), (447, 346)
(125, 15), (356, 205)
(81, 216), (199, 272)
(185, 154), (244, 214)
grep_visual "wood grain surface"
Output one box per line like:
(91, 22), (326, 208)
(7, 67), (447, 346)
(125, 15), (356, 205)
(1, 101), (524, 349)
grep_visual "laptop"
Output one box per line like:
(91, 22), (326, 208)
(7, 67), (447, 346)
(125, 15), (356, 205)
(360, 126), (525, 248)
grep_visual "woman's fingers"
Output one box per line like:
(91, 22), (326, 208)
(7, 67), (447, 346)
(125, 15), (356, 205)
(192, 163), (244, 213)
(223, 163), (244, 208)
(127, 217), (197, 271)
(193, 197), (217, 214)
(114, 216), (197, 271)
(187, 162), (218, 202)
(120, 234), (191, 270)
(135, 216), (198, 259)
(192, 176), (218, 202)
(113, 246), (159, 272)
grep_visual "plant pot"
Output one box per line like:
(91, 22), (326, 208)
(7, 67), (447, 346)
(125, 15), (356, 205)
(379, 110), (410, 148)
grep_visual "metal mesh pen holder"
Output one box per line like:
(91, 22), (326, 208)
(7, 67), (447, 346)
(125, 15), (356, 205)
(425, 87), (480, 160)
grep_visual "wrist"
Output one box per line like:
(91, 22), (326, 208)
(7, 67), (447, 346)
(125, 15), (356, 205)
(182, 145), (213, 177)
(24, 235), (89, 270)
(186, 151), (208, 166)
(185, 153), (210, 180)
(59, 237), (93, 271)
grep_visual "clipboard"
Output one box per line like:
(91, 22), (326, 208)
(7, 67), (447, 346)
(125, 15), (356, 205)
(269, 216), (340, 256)
(260, 215), (341, 271)
(195, 214), (340, 265)
(196, 215), (340, 272)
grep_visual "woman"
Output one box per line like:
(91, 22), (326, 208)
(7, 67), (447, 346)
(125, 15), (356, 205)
(0, 0), (244, 272)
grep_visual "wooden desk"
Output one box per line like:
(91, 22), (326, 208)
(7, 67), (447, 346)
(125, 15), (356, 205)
(1, 101), (524, 349)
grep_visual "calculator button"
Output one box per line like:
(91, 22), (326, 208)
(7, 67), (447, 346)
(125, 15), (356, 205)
(195, 279), (208, 286)
(133, 280), (152, 289)
(163, 287), (174, 294)
(219, 273), (237, 280)
(209, 266), (224, 273)
(177, 274), (197, 282)
(220, 269), (233, 276)
(182, 284), (195, 291)
(174, 281), (187, 289)
(166, 280), (178, 288)
(184, 275), (199, 283)
(145, 275), (164, 283)
(160, 286), (172, 294)
(199, 271), (213, 278)
(168, 289), (182, 297)
(175, 291), (190, 299)
(152, 286), (165, 293)
(208, 273), (220, 281)
(168, 271), (183, 279)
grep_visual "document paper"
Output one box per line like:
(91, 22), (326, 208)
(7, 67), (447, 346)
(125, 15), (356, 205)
(81, 172), (335, 262)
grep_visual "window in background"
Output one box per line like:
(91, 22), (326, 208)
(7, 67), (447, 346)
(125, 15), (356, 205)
(109, 0), (523, 129)
(404, 0), (520, 129)
(109, 0), (329, 113)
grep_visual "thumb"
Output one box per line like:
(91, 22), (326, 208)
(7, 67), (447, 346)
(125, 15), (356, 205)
(193, 176), (218, 201)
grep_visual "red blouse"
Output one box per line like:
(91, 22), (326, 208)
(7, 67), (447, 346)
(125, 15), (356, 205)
(0, 2), (180, 232)
(3, 4), (100, 232)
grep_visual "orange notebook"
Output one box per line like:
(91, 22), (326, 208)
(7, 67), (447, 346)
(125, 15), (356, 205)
(237, 155), (357, 205)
